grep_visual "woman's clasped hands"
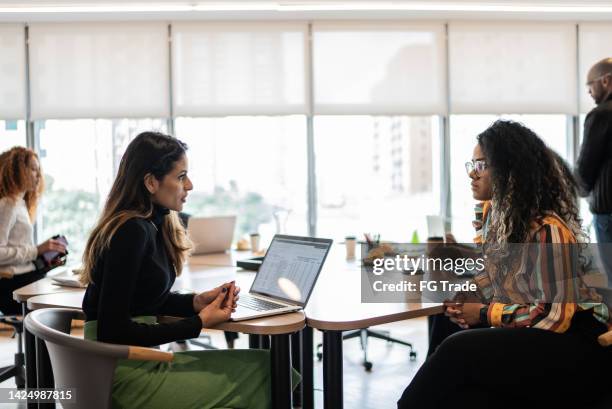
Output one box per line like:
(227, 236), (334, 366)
(443, 298), (485, 329)
(195, 281), (241, 328)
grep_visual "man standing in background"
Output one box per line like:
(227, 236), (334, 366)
(577, 57), (612, 285)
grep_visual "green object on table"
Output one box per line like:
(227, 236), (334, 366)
(85, 318), (299, 409)
(411, 230), (420, 244)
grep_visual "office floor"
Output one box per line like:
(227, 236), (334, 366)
(0, 317), (428, 409)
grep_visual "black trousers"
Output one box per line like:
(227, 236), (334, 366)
(400, 312), (611, 409)
(427, 313), (465, 357)
(0, 269), (47, 314)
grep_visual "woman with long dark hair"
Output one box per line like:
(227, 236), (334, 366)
(0, 146), (66, 314)
(80, 132), (282, 409)
(398, 121), (611, 409)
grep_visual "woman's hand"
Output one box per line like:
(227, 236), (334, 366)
(198, 283), (237, 328)
(459, 303), (486, 327)
(444, 300), (468, 329)
(193, 281), (240, 312)
(444, 300), (485, 329)
(49, 255), (67, 268)
(37, 238), (67, 256)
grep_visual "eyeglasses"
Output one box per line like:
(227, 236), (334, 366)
(465, 160), (487, 175)
(586, 73), (611, 87)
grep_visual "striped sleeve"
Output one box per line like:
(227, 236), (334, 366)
(487, 221), (578, 332)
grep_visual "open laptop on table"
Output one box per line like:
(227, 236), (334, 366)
(231, 234), (333, 321)
(188, 215), (236, 255)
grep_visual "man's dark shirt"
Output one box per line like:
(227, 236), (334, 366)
(577, 93), (612, 214)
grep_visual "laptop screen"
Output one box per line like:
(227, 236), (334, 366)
(250, 235), (332, 307)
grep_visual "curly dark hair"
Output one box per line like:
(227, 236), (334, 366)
(477, 120), (584, 245)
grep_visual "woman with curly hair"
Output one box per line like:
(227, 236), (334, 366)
(398, 120), (611, 409)
(0, 146), (67, 314)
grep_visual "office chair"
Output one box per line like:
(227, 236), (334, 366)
(316, 328), (417, 371)
(25, 308), (174, 409)
(0, 315), (25, 388)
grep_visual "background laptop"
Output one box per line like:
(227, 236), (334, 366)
(232, 234), (333, 321)
(188, 215), (236, 255)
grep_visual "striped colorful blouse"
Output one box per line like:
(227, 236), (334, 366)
(472, 201), (611, 332)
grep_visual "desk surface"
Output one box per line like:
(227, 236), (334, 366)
(13, 262), (238, 303)
(14, 249), (258, 303)
(17, 246), (443, 333)
(26, 292), (305, 335)
(189, 249), (258, 267)
(305, 250), (444, 330)
(13, 245), (338, 302)
(13, 276), (84, 302)
(25, 263), (305, 336)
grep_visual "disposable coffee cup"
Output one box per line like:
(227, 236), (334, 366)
(250, 233), (260, 253)
(345, 236), (356, 260)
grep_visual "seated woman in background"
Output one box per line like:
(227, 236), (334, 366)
(398, 120), (611, 409)
(80, 132), (285, 409)
(0, 146), (67, 314)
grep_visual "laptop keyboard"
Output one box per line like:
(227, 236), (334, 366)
(238, 294), (287, 311)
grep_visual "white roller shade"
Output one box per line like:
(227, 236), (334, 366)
(29, 22), (169, 120)
(579, 23), (612, 114)
(0, 24), (26, 120)
(312, 22), (447, 115)
(172, 22), (307, 116)
(449, 22), (577, 114)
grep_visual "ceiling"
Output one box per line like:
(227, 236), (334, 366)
(2, 1), (612, 22)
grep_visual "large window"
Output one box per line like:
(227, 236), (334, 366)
(315, 115), (440, 242)
(37, 118), (167, 262)
(0, 120), (26, 152)
(310, 24), (445, 243)
(176, 116), (308, 246)
(6, 19), (610, 256)
(450, 114), (568, 241)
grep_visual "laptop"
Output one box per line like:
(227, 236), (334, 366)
(231, 234), (333, 321)
(188, 216), (236, 255)
(50, 266), (87, 288)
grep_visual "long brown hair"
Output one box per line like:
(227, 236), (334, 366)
(0, 146), (44, 221)
(80, 132), (192, 285)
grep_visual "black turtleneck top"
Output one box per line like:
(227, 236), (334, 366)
(82, 205), (202, 346)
